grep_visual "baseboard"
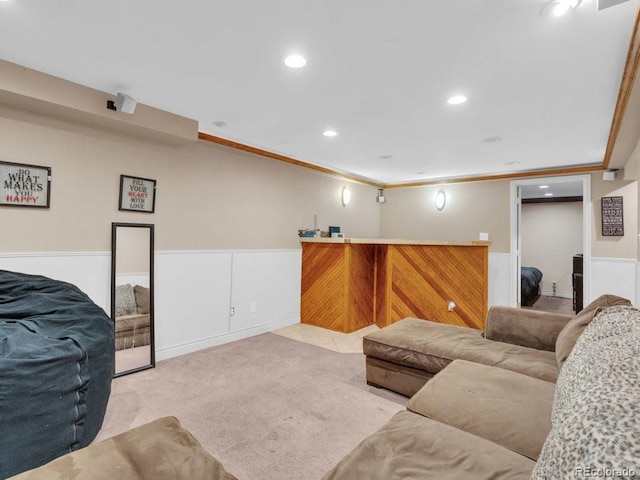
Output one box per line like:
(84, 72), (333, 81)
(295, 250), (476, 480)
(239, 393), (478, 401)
(155, 316), (300, 361)
(540, 290), (573, 299)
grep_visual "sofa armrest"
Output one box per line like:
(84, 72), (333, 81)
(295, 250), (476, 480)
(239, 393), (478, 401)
(485, 306), (572, 352)
(9, 417), (237, 480)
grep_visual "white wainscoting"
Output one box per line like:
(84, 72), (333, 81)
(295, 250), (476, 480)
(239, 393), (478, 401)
(154, 249), (301, 360)
(488, 252), (512, 308)
(0, 249), (302, 362)
(589, 257), (637, 305)
(0, 252), (111, 311)
(229, 250), (301, 332)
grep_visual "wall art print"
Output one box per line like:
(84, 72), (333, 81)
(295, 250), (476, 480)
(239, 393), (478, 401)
(119, 175), (156, 213)
(0, 161), (51, 208)
(601, 196), (623, 236)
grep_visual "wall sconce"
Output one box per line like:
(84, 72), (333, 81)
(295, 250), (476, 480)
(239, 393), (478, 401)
(376, 188), (386, 203)
(341, 186), (351, 207)
(435, 190), (446, 211)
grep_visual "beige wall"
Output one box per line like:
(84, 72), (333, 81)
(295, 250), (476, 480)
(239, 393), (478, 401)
(114, 226), (151, 274)
(521, 201), (583, 295)
(379, 180), (511, 252)
(0, 109), (380, 253)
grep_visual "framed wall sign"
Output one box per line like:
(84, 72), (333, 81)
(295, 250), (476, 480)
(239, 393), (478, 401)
(601, 196), (623, 236)
(0, 161), (51, 208)
(119, 175), (156, 213)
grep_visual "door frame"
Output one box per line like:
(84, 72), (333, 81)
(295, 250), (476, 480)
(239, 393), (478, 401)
(509, 174), (591, 308)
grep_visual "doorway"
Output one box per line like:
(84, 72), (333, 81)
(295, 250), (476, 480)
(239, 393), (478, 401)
(510, 175), (591, 311)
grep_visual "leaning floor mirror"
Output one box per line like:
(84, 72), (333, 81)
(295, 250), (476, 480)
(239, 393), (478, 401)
(111, 222), (155, 377)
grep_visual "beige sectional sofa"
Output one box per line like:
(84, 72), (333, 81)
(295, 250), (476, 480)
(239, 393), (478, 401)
(9, 417), (238, 480)
(10, 296), (638, 480)
(323, 295), (640, 479)
(364, 306), (576, 396)
(115, 284), (151, 350)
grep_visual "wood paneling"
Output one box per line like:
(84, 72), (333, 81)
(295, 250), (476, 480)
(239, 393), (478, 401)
(302, 240), (489, 333)
(376, 245), (488, 329)
(301, 242), (375, 332)
(346, 244), (376, 332)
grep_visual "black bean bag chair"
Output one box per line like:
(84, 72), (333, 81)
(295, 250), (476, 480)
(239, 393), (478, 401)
(0, 270), (114, 479)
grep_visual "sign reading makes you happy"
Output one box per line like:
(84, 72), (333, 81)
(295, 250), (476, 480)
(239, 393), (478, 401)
(0, 162), (51, 208)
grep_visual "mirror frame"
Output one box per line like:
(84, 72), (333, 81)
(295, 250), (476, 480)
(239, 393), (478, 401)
(110, 222), (155, 377)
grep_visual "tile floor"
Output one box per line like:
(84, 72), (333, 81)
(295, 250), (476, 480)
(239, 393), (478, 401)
(273, 323), (380, 353)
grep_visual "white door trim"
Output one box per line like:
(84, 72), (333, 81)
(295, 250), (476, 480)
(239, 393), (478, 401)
(509, 174), (591, 307)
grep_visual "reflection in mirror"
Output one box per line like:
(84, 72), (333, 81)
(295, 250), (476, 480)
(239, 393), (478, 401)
(111, 223), (155, 377)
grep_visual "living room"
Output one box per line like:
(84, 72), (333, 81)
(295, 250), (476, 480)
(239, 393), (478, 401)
(1, 1), (639, 478)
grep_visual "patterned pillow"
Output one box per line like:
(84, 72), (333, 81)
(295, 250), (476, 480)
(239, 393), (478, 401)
(554, 294), (631, 368)
(532, 305), (640, 479)
(115, 284), (137, 317)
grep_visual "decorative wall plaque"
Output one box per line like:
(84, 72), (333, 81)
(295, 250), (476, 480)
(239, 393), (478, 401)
(0, 161), (51, 208)
(601, 196), (623, 236)
(119, 175), (156, 213)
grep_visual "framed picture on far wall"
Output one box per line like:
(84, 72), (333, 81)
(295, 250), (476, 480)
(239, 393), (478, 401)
(119, 175), (156, 213)
(0, 161), (51, 208)
(601, 196), (623, 236)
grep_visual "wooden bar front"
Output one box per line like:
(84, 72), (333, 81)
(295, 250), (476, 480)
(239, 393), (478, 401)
(301, 239), (489, 333)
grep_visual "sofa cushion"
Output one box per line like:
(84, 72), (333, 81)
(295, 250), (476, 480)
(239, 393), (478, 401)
(484, 306), (572, 351)
(364, 318), (559, 382)
(408, 359), (554, 460)
(554, 294), (631, 368)
(133, 285), (150, 315)
(322, 410), (535, 480)
(9, 416), (238, 480)
(533, 305), (640, 479)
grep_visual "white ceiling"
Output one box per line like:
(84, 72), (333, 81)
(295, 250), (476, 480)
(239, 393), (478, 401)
(0, 0), (637, 185)
(520, 180), (584, 198)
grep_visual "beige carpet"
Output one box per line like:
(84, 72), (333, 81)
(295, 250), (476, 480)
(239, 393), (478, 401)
(523, 295), (575, 315)
(97, 332), (405, 480)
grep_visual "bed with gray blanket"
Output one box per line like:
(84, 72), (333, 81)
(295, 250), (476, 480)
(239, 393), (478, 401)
(521, 266), (543, 306)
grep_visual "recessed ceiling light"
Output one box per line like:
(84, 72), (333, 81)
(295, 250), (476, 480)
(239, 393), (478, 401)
(378, 154), (394, 160)
(544, 193), (554, 196)
(284, 54), (307, 69)
(323, 129), (338, 137)
(539, 185), (549, 189)
(541, 0), (580, 17)
(482, 136), (502, 143)
(416, 171), (426, 175)
(446, 95), (467, 105)
(505, 161), (520, 166)
(212, 121), (227, 128)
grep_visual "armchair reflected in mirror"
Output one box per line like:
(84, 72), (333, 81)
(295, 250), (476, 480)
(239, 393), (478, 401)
(111, 223), (155, 377)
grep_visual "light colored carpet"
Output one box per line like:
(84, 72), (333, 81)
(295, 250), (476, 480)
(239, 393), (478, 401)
(97, 332), (405, 480)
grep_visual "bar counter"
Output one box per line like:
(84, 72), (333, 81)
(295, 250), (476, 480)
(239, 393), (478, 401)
(300, 238), (490, 333)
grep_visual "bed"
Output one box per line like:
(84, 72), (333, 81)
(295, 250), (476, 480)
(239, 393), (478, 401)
(521, 266), (543, 307)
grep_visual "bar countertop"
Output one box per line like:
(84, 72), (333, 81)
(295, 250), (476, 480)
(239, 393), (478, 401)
(300, 237), (491, 247)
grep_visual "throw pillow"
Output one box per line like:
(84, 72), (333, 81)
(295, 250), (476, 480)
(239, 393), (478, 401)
(115, 284), (137, 317)
(555, 294), (631, 368)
